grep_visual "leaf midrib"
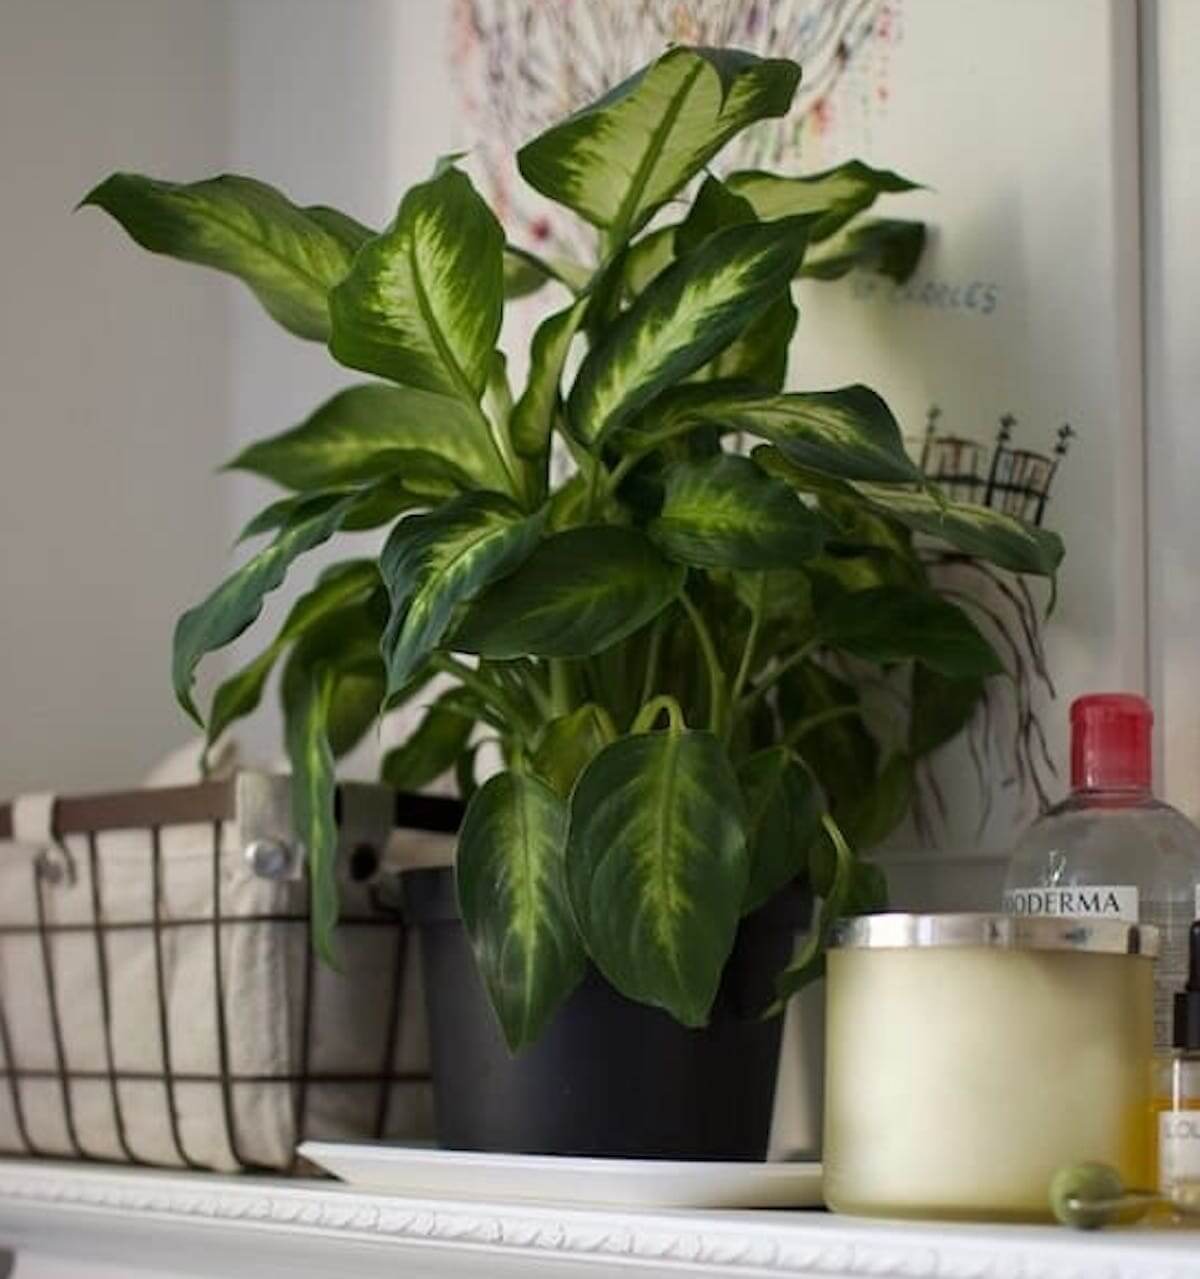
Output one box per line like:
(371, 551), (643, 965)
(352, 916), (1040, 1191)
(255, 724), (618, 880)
(608, 59), (705, 243)
(647, 734), (685, 977)
(406, 220), (480, 409)
(184, 191), (337, 300)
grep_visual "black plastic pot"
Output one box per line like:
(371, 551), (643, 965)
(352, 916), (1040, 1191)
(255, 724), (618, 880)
(402, 867), (810, 1159)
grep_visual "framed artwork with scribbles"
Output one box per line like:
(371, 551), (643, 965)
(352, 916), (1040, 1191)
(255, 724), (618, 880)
(431, 0), (1145, 858)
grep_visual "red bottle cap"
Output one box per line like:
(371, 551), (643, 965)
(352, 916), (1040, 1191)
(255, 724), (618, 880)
(1070, 693), (1152, 792)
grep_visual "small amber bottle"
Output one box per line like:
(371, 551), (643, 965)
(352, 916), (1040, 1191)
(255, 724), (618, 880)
(1152, 920), (1200, 1212)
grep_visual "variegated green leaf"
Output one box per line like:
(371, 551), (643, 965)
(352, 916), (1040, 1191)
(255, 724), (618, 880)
(708, 293), (797, 389)
(815, 585), (1003, 679)
(325, 662), (387, 759)
(727, 159), (919, 242)
(381, 689), (476, 791)
(673, 175), (757, 256)
(855, 484), (1065, 580)
(622, 225), (677, 297)
(658, 384), (922, 485)
(457, 771), (585, 1051)
(649, 454), (825, 569)
(206, 560), (379, 749)
(172, 493), (356, 723)
(235, 458), (472, 543)
(566, 728), (749, 1025)
(281, 657), (339, 962)
(739, 748), (822, 914)
(452, 526), (684, 659)
(283, 597), (388, 761)
(305, 205), (373, 252)
(380, 493), (546, 695)
(82, 173), (359, 341)
(568, 217), (811, 447)
(329, 167), (504, 402)
(532, 704), (617, 798)
(518, 46), (799, 242)
(510, 296), (589, 461)
(227, 383), (504, 490)
(802, 218), (925, 284)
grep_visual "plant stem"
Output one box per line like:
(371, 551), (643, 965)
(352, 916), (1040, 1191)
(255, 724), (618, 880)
(679, 591), (727, 737)
(632, 694), (684, 734)
(781, 704), (861, 749)
(639, 615), (667, 708)
(549, 659), (572, 717)
(739, 641), (815, 714)
(604, 422), (697, 497)
(431, 653), (533, 736)
(476, 402), (527, 509)
(728, 574), (765, 728)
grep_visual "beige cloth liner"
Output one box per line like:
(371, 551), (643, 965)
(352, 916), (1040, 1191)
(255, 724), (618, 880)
(0, 741), (454, 1170)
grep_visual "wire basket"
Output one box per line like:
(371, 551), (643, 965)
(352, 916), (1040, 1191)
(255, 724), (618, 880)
(0, 773), (462, 1173)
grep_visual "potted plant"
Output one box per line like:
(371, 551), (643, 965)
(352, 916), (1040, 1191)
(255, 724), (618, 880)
(85, 45), (1061, 1158)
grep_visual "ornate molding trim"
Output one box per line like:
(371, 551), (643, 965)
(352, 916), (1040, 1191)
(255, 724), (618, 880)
(0, 1160), (1196, 1279)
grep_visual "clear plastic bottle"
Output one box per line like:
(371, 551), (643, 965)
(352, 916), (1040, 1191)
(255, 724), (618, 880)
(1003, 694), (1200, 1049)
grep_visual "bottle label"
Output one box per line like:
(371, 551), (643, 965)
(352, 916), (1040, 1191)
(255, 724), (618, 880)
(1002, 885), (1139, 920)
(1160, 1111), (1200, 1188)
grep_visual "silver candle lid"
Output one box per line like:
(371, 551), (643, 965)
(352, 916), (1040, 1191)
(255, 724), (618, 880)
(829, 912), (1159, 957)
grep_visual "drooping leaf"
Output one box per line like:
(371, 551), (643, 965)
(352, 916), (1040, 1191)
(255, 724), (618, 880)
(226, 383), (503, 491)
(774, 815), (856, 1003)
(662, 384), (922, 485)
(910, 666), (986, 758)
(303, 204), (373, 252)
(329, 166), (504, 402)
(739, 748), (822, 914)
(379, 492), (546, 695)
(815, 585), (1004, 679)
(172, 493), (356, 722)
(727, 160), (919, 242)
(568, 217), (812, 447)
(234, 457), (474, 544)
(82, 173), (359, 341)
(566, 729), (749, 1025)
(281, 657), (339, 963)
(457, 772), (585, 1051)
(531, 703), (617, 798)
(284, 597), (388, 761)
(855, 484), (1065, 580)
(206, 560), (379, 747)
(452, 526), (684, 660)
(518, 46), (800, 242)
(325, 662), (387, 758)
(510, 296), (589, 460)
(779, 664), (876, 819)
(504, 245), (589, 297)
(802, 218), (926, 284)
(381, 689), (476, 791)
(844, 752), (914, 849)
(649, 454), (825, 570)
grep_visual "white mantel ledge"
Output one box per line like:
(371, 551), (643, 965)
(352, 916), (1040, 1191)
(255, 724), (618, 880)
(0, 1159), (1198, 1279)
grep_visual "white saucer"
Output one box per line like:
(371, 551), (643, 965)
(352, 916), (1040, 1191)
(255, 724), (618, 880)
(300, 1141), (824, 1210)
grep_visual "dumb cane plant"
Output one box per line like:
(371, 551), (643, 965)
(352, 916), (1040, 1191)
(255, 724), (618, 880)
(86, 47), (1062, 1050)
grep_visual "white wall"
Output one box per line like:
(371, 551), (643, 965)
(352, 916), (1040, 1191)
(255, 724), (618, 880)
(224, 0), (461, 775)
(0, 0), (234, 797)
(1144, 0), (1200, 816)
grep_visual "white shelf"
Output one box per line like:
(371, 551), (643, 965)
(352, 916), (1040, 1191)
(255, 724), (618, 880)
(0, 1159), (1198, 1279)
